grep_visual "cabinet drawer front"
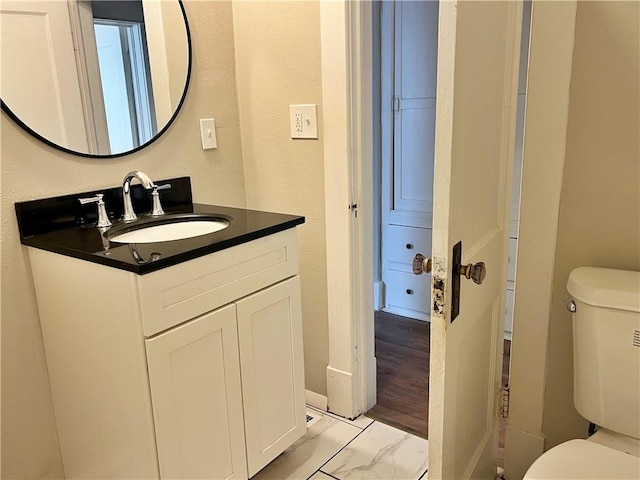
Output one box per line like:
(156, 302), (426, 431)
(146, 304), (247, 480)
(384, 224), (432, 267)
(138, 229), (298, 336)
(385, 269), (431, 318)
(236, 276), (306, 477)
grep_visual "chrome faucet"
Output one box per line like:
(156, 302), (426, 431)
(122, 171), (156, 221)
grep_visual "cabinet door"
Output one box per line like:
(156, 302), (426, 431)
(236, 276), (306, 477)
(146, 304), (247, 480)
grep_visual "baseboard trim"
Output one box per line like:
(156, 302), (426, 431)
(326, 366), (356, 419)
(373, 281), (384, 311)
(305, 390), (328, 411)
(383, 306), (430, 322)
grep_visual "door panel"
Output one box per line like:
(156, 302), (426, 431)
(236, 276), (306, 477)
(1, 1), (88, 150)
(392, 0), (438, 216)
(146, 304), (247, 480)
(428, 2), (522, 479)
(394, 102), (436, 214)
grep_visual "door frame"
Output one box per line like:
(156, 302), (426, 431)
(321, 6), (577, 476)
(320, 0), (375, 418)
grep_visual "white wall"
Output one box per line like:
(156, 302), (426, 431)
(543, 0), (640, 449)
(506, 1), (639, 478)
(232, 1), (329, 396)
(0, 2), (245, 477)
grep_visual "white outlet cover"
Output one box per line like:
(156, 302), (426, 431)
(290, 104), (318, 139)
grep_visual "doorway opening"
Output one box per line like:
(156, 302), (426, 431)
(366, 0), (532, 462)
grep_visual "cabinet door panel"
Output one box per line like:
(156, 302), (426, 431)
(146, 304), (247, 480)
(236, 276), (306, 477)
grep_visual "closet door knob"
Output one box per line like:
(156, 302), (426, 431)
(412, 253), (432, 275)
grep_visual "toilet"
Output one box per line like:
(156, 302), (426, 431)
(523, 267), (640, 480)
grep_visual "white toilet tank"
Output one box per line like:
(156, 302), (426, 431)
(567, 267), (640, 439)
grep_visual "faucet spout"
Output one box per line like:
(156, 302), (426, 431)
(122, 171), (156, 221)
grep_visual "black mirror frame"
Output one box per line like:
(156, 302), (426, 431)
(0, 0), (192, 159)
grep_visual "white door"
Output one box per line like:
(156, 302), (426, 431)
(145, 304), (248, 480)
(424, 2), (523, 478)
(0, 1), (88, 151)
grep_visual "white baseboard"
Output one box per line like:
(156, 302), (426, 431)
(383, 305), (430, 322)
(326, 366), (356, 419)
(305, 390), (328, 411)
(373, 281), (384, 311)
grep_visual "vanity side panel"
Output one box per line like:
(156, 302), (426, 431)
(137, 228), (299, 336)
(28, 248), (159, 479)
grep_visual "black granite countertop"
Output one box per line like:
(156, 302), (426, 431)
(15, 177), (305, 274)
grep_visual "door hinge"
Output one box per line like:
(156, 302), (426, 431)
(393, 96), (400, 112)
(349, 203), (358, 218)
(499, 386), (510, 420)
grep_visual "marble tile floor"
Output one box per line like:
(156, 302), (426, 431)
(253, 406), (428, 480)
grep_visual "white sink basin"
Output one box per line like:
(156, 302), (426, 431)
(110, 219), (229, 244)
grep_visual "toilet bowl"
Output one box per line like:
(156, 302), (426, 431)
(524, 439), (639, 480)
(523, 267), (640, 480)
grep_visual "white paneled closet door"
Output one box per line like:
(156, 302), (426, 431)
(381, 0), (438, 320)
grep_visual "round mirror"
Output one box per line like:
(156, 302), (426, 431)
(1, 0), (191, 158)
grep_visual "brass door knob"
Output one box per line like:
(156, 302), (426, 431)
(412, 254), (432, 275)
(459, 262), (486, 285)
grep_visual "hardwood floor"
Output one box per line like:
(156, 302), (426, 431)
(366, 311), (430, 438)
(366, 310), (511, 455)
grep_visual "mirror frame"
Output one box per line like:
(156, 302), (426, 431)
(1, 0), (192, 159)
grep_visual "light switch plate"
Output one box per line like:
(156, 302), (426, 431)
(200, 118), (217, 150)
(290, 105), (318, 139)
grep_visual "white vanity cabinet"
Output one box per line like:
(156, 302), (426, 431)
(28, 228), (305, 479)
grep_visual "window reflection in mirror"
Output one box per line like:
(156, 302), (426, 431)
(81, 0), (157, 154)
(92, 2), (157, 153)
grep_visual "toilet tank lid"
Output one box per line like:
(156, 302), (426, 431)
(567, 267), (640, 313)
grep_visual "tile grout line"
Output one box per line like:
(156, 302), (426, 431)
(306, 470), (341, 480)
(302, 406), (374, 480)
(312, 418), (375, 478)
(305, 407), (428, 480)
(307, 405), (372, 430)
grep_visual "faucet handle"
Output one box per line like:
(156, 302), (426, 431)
(149, 184), (171, 217)
(78, 194), (112, 228)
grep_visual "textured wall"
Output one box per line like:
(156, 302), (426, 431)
(543, 0), (640, 448)
(0, 2), (245, 477)
(232, 1), (329, 395)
